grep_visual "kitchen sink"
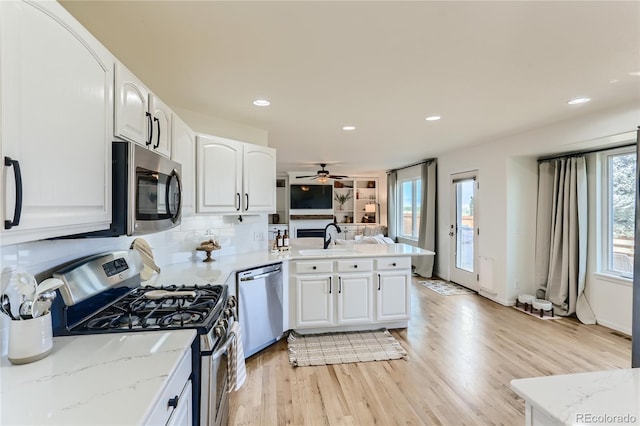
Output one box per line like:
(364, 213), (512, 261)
(298, 248), (358, 256)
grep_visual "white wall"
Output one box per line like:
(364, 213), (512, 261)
(173, 106), (269, 147)
(435, 102), (638, 333)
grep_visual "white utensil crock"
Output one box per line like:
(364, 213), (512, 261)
(8, 312), (53, 365)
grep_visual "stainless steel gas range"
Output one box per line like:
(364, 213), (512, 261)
(49, 250), (235, 426)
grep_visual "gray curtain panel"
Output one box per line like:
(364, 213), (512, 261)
(387, 171), (398, 241)
(535, 156), (595, 323)
(413, 160), (437, 278)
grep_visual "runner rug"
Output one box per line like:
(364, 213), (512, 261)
(419, 279), (476, 296)
(287, 329), (408, 367)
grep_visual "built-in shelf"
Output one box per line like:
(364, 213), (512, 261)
(333, 179), (378, 224)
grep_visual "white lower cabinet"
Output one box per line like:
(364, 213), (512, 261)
(166, 380), (192, 426)
(375, 257), (411, 321)
(337, 273), (373, 324)
(145, 348), (192, 426)
(293, 256), (410, 331)
(376, 272), (410, 321)
(295, 274), (334, 327)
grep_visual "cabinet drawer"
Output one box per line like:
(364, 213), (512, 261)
(337, 259), (373, 272)
(375, 257), (411, 271)
(294, 261), (333, 274)
(145, 347), (192, 426)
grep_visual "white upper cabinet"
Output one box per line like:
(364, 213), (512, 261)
(115, 63), (172, 158)
(243, 144), (277, 212)
(196, 134), (276, 214)
(149, 95), (172, 158)
(0, 0), (113, 245)
(171, 114), (196, 218)
(114, 64), (149, 146)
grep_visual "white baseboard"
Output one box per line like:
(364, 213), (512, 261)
(594, 319), (632, 336)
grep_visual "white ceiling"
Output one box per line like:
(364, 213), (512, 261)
(60, 1), (640, 176)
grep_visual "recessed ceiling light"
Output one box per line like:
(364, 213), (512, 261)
(567, 97), (591, 105)
(425, 116), (441, 121)
(629, 71), (640, 77)
(253, 99), (270, 107)
(342, 126), (356, 131)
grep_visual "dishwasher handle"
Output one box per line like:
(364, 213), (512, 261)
(239, 268), (282, 281)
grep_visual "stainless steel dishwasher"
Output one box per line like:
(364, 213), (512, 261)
(236, 263), (283, 358)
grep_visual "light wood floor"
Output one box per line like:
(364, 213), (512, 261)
(229, 278), (632, 425)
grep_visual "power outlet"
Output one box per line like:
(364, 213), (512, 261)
(253, 232), (264, 241)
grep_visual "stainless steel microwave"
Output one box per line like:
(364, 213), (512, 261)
(67, 142), (182, 238)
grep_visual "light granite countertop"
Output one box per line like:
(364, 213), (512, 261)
(511, 368), (640, 425)
(0, 330), (196, 425)
(143, 243), (434, 289)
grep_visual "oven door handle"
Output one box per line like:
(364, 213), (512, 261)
(211, 331), (236, 361)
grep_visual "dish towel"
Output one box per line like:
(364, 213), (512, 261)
(228, 321), (247, 392)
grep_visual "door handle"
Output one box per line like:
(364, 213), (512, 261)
(145, 112), (153, 146)
(4, 157), (23, 230)
(244, 193), (249, 211)
(153, 117), (160, 149)
(235, 193), (241, 211)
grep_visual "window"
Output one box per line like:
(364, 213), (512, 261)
(600, 146), (636, 278)
(399, 177), (421, 239)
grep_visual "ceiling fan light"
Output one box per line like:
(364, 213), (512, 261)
(317, 176), (328, 183)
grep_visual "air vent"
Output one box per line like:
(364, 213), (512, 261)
(276, 179), (286, 187)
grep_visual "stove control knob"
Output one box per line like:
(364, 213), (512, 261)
(214, 319), (229, 337)
(223, 308), (232, 318)
(214, 325), (225, 337)
(227, 296), (237, 308)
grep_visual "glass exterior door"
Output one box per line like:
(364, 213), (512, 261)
(449, 172), (477, 290)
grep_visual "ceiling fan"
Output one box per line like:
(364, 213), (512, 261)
(296, 164), (349, 183)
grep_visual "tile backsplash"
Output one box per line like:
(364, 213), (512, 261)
(0, 213), (269, 355)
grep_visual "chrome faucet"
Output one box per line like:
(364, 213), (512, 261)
(323, 222), (342, 249)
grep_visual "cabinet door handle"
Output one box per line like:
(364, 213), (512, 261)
(392, 262), (397, 267)
(353, 264), (358, 269)
(377, 273), (381, 291)
(312, 266), (317, 270)
(329, 277), (332, 294)
(153, 116), (160, 149)
(244, 193), (249, 211)
(4, 157), (23, 230)
(235, 193), (241, 211)
(338, 276), (342, 294)
(145, 112), (153, 146)
(167, 395), (179, 408)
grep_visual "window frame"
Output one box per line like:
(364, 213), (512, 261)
(395, 164), (422, 243)
(598, 145), (636, 280)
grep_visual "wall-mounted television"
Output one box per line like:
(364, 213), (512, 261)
(290, 184), (332, 209)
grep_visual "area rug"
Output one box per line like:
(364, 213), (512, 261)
(419, 279), (476, 296)
(512, 305), (562, 320)
(287, 329), (408, 367)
